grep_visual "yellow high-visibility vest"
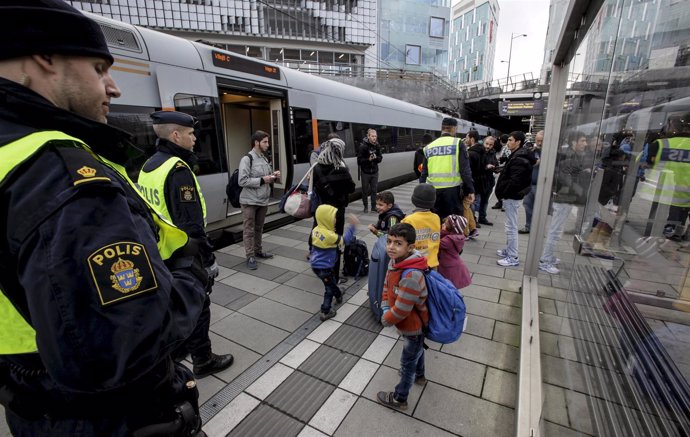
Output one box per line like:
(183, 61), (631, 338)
(424, 136), (462, 188)
(639, 137), (690, 207)
(137, 156), (207, 226)
(402, 211), (441, 267)
(0, 131), (188, 355)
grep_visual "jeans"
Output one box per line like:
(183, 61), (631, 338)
(313, 267), (341, 313)
(473, 192), (490, 222)
(541, 202), (573, 264)
(361, 172), (378, 209)
(241, 204), (268, 257)
(503, 199), (520, 259)
(394, 334), (425, 402)
(522, 185), (536, 230)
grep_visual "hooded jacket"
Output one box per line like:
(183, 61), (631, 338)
(381, 251), (430, 336)
(438, 229), (472, 289)
(495, 146), (537, 200)
(374, 204), (405, 235)
(310, 204), (356, 269)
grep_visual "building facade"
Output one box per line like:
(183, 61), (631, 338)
(540, 0), (569, 84)
(68, 0), (376, 71)
(377, 0), (451, 75)
(449, 0), (499, 86)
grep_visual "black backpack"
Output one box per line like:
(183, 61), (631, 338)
(343, 239), (369, 279)
(226, 154), (253, 208)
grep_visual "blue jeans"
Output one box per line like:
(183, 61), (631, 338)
(313, 267), (341, 313)
(522, 185), (536, 230)
(473, 193), (490, 221)
(541, 202), (573, 264)
(395, 334), (425, 402)
(503, 199), (520, 259)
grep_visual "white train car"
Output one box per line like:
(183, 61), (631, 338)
(89, 13), (491, 238)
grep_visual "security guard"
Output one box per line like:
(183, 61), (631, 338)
(138, 111), (234, 378)
(420, 117), (475, 220)
(640, 114), (690, 240)
(0, 1), (207, 436)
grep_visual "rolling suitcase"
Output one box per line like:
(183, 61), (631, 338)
(368, 235), (389, 321)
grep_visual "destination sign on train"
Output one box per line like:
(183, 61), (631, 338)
(498, 100), (544, 116)
(212, 50), (280, 80)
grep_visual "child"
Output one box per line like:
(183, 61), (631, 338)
(311, 205), (359, 321)
(377, 223), (429, 411)
(438, 215), (472, 289)
(401, 183), (441, 269)
(368, 191), (405, 237)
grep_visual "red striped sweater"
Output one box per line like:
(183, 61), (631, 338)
(381, 252), (429, 336)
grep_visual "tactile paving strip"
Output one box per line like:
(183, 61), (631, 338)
(298, 344), (360, 385)
(263, 371), (335, 423)
(227, 404), (304, 437)
(324, 324), (378, 356)
(344, 305), (383, 333)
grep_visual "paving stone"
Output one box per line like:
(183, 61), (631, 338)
(232, 259), (289, 281)
(470, 262), (508, 278)
(414, 382), (515, 437)
(273, 270), (300, 284)
(270, 228), (313, 241)
(462, 283), (501, 302)
(566, 387), (597, 435)
(245, 362), (294, 400)
(209, 282), (249, 306)
(299, 344), (360, 385)
(347, 287), (369, 306)
(325, 324), (378, 356)
(280, 339), (321, 369)
(272, 244), (311, 261)
(203, 392), (260, 437)
(361, 366), (424, 416)
(265, 372), (335, 423)
(464, 314), (495, 339)
(212, 312), (289, 355)
(297, 426), (328, 437)
(539, 297), (559, 315)
(264, 234), (305, 247)
(214, 251), (247, 269)
(209, 302), (233, 326)
(264, 284), (324, 312)
(540, 331), (560, 357)
(504, 268), (525, 282)
(361, 335), (397, 363)
(203, 332), (261, 384)
(493, 321), (520, 347)
(541, 354), (587, 392)
(335, 398), (455, 437)
(542, 420), (592, 437)
(542, 383), (569, 426)
(307, 319), (341, 343)
(220, 271), (280, 296)
(215, 266), (236, 281)
(344, 305), (383, 333)
(308, 388), (358, 435)
(499, 290), (521, 307)
(472, 273), (522, 292)
(224, 293), (259, 311)
(481, 367), (517, 408)
(286, 273), (327, 295)
(464, 296), (521, 325)
(382, 340), (485, 396)
(331, 302), (360, 323)
(260, 254), (312, 273)
(228, 404), (304, 437)
(442, 333), (519, 373)
(238, 297), (313, 331)
(338, 358), (380, 395)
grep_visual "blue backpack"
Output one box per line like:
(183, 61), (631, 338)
(404, 268), (467, 344)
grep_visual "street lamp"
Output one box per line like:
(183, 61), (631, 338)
(506, 32), (527, 85)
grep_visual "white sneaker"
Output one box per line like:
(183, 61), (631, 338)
(539, 262), (560, 275)
(497, 257), (519, 267)
(496, 249), (507, 258)
(540, 258), (561, 265)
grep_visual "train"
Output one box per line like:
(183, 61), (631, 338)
(88, 12), (493, 240)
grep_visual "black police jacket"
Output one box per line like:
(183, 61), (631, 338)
(0, 78), (206, 417)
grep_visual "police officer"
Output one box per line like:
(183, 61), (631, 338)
(0, 1), (207, 435)
(138, 110), (234, 378)
(420, 117), (475, 220)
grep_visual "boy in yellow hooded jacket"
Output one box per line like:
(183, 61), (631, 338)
(311, 205), (359, 321)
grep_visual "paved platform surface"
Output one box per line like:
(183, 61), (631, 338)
(0, 180), (586, 437)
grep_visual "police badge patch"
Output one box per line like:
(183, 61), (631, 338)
(179, 185), (196, 202)
(87, 242), (158, 306)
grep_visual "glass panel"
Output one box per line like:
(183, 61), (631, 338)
(107, 104), (158, 179)
(292, 107), (313, 164)
(537, 0), (690, 435)
(174, 94), (226, 175)
(430, 16), (445, 38)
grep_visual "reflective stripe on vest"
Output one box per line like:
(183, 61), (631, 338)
(0, 131), (188, 355)
(423, 137), (462, 188)
(137, 157), (207, 226)
(639, 138), (690, 207)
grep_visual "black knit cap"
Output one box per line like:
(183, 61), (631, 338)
(412, 183), (436, 209)
(0, 0), (113, 64)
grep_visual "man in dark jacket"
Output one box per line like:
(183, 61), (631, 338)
(357, 128), (383, 213)
(468, 132), (497, 226)
(0, 2), (206, 435)
(495, 131), (536, 266)
(520, 130), (544, 234)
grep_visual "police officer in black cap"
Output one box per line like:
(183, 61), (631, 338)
(138, 111), (234, 378)
(420, 117), (475, 220)
(0, 1), (207, 435)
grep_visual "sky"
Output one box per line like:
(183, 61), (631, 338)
(468, 0), (551, 83)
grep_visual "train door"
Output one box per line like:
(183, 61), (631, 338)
(218, 86), (288, 217)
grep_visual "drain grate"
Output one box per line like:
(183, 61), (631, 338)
(227, 404), (304, 437)
(298, 344), (360, 385)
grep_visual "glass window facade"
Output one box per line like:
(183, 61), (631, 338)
(450, 0), (498, 86)
(378, 0), (450, 74)
(535, 0), (690, 434)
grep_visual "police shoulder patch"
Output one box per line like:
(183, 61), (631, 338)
(54, 146), (112, 186)
(179, 185), (196, 202)
(87, 242), (158, 306)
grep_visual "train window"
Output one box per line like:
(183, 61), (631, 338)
(174, 94), (227, 176)
(107, 104), (158, 179)
(317, 120), (356, 158)
(292, 107), (313, 164)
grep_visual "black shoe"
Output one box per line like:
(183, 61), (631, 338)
(338, 277), (348, 285)
(478, 219), (493, 226)
(363, 206), (368, 213)
(518, 227), (530, 234)
(491, 202), (503, 209)
(320, 309), (337, 321)
(247, 256), (257, 270)
(335, 290), (344, 305)
(192, 353), (234, 378)
(255, 252), (274, 259)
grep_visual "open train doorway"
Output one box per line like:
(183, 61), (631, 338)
(219, 88), (287, 217)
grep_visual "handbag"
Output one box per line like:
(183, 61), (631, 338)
(283, 163), (318, 219)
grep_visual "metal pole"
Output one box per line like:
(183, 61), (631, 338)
(507, 34), (514, 85)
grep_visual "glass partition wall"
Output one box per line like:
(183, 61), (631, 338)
(536, 1), (690, 435)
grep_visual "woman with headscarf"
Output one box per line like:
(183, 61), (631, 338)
(309, 138), (356, 278)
